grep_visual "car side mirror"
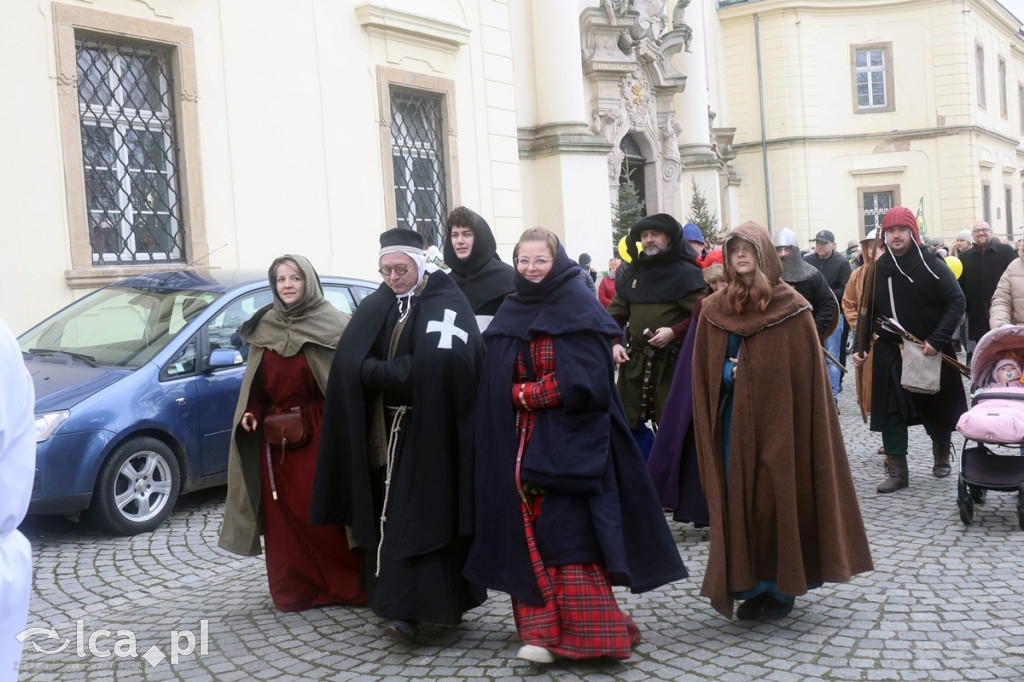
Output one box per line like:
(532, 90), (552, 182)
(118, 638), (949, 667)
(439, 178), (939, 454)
(208, 348), (243, 369)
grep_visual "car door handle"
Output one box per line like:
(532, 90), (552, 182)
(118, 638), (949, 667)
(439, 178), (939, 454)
(176, 398), (187, 405)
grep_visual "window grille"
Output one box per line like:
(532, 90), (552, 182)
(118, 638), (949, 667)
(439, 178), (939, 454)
(390, 90), (448, 246)
(76, 38), (185, 265)
(862, 191), (893, 233)
(856, 49), (887, 109)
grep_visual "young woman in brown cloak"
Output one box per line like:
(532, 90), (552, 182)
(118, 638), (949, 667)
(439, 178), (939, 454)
(691, 222), (873, 620)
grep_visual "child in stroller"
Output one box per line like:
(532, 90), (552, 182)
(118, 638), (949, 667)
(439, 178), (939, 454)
(989, 353), (1023, 386)
(954, 326), (1024, 529)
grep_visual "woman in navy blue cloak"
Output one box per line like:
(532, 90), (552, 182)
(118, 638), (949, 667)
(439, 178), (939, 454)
(464, 228), (686, 664)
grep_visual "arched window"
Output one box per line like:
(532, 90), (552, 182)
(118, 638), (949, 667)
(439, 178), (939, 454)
(619, 135), (647, 216)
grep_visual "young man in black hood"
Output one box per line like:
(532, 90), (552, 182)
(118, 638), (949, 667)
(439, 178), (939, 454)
(443, 206), (515, 332)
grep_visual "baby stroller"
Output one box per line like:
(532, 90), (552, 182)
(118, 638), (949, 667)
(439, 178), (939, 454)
(954, 325), (1024, 529)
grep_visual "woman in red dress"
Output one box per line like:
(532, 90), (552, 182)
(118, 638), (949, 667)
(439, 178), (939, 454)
(219, 254), (365, 612)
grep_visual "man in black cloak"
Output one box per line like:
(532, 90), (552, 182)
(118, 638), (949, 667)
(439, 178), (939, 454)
(854, 206), (967, 493)
(310, 227), (486, 644)
(607, 214), (707, 455)
(443, 206), (515, 332)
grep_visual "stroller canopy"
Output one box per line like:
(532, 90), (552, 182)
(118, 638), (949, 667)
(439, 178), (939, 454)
(971, 325), (1024, 390)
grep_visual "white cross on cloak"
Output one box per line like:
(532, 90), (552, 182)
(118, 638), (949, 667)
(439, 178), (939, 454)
(426, 309), (469, 349)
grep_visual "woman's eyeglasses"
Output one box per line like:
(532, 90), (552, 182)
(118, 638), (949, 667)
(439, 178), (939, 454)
(378, 265), (410, 277)
(515, 258), (552, 268)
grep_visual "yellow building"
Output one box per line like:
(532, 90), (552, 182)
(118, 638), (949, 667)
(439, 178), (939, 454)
(719, 0), (1024, 248)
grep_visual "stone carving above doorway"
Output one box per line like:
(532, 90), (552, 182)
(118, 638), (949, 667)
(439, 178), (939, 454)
(582, 2), (689, 209)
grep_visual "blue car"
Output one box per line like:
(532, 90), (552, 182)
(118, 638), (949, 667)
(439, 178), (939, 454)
(20, 269), (375, 535)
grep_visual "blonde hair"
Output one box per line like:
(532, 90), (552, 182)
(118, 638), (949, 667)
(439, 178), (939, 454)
(513, 227), (559, 261)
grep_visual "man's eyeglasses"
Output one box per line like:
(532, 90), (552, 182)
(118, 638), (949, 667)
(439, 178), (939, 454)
(515, 257), (552, 268)
(378, 265), (410, 277)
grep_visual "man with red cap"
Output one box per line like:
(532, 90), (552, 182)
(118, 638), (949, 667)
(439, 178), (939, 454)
(852, 206), (966, 493)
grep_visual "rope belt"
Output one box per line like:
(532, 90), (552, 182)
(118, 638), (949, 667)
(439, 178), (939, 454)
(375, 405), (410, 577)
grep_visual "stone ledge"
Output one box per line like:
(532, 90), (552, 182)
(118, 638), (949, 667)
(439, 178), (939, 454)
(355, 3), (470, 55)
(518, 122), (613, 158)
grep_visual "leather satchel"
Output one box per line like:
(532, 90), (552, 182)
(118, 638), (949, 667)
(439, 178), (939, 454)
(888, 277), (941, 395)
(899, 340), (941, 394)
(263, 406), (310, 449)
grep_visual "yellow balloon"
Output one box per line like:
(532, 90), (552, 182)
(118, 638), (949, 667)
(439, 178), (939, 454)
(618, 236), (632, 263)
(944, 255), (963, 279)
(617, 236), (642, 263)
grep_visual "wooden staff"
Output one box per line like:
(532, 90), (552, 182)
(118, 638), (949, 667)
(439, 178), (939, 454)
(823, 347), (847, 374)
(855, 258), (878, 423)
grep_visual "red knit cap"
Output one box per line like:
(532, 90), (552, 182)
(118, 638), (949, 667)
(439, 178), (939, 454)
(700, 249), (724, 268)
(880, 206), (921, 246)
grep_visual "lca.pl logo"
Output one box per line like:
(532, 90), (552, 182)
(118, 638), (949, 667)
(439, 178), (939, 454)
(18, 620), (209, 667)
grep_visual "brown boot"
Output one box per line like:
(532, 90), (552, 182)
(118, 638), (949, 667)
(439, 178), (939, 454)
(932, 441), (952, 478)
(877, 456), (909, 493)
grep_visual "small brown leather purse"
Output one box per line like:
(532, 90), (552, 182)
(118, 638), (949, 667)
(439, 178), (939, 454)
(263, 405), (312, 501)
(263, 406), (310, 449)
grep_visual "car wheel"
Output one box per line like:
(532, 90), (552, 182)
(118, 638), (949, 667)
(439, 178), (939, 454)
(87, 437), (181, 535)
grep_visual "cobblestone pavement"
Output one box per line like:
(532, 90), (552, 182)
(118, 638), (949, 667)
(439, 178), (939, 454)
(16, 375), (1024, 681)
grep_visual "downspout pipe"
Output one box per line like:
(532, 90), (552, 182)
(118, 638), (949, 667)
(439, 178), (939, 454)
(754, 13), (772, 235)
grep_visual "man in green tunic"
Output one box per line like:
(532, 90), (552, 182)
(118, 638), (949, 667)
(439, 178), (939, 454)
(608, 214), (708, 454)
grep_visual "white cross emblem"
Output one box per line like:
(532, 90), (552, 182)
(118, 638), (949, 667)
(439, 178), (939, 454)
(426, 309), (469, 349)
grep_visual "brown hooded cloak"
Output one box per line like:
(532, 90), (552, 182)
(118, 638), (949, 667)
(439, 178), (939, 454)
(692, 221), (873, 619)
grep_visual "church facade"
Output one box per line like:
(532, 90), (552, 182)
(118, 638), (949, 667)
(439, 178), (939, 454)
(1, 0), (1022, 330)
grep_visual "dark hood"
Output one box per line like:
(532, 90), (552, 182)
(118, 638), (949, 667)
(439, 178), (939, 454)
(616, 214), (706, 303)
(442, 210), (515, 312)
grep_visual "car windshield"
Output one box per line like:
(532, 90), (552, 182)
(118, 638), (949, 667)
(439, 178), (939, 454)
(19, 285), (222, 368)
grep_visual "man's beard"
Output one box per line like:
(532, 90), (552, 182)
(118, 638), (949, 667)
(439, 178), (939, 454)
(643, 245), (662, 256)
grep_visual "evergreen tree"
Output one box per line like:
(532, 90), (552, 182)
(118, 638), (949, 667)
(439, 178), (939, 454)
(612, 168), (645, 252)
(686, 177), (721, 246)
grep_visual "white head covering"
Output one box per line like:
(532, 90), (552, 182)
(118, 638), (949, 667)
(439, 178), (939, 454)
(379, 246), (428, 321)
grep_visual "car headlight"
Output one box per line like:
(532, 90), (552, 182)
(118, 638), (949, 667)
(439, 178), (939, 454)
(35, 411), (70, 443)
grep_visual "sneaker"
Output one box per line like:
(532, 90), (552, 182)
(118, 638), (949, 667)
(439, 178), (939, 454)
(735, 593), (769, 620)
(383, 620), (418, 644)
(516, 645), (555, 664)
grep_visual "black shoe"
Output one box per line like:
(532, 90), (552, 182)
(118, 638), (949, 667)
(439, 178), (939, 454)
(383, 620), (418, 644)
(763, 595), (794, 620)
(735, 593), (769, 620)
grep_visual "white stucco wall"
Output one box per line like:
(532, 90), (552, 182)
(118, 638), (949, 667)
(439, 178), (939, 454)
(0, 0), (526, 332)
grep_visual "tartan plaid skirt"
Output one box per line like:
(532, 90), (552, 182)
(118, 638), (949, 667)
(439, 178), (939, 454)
(511, 495), (641, 660)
